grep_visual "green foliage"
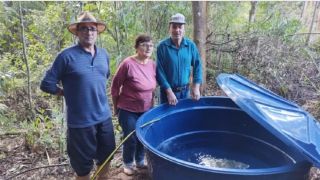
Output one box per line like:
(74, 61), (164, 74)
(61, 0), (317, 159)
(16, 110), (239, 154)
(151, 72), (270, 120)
(205, 1), (320, 118)
(20, 106), (65, 153)
(0, 53), (25, 93)
(0, 105), (16, 126)
(209, 2), (250, 34)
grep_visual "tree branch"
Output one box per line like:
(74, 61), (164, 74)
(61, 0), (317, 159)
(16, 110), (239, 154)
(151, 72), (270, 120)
(0, 131), (27, 137)
(286, 32), (320, 37)
(6, 163), (69, 180)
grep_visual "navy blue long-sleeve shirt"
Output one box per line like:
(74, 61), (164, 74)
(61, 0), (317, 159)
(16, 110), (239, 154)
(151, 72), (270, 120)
(40, 44), (112, 128)
(156, 37), (202, 90)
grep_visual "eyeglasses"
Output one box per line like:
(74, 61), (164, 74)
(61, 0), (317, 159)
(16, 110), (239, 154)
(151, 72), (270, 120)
(77, 27), (98, 33)
(139, 43), (154, 48)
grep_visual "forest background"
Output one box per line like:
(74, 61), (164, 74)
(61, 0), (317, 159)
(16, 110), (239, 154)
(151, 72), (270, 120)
(1, 1), (320, 179)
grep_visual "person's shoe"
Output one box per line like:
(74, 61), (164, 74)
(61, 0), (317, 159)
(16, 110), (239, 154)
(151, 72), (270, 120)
(123, 165), (135, 176)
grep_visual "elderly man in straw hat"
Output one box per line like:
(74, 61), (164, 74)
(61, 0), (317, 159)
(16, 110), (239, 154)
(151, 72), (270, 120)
(40, 12), (115, 180)
(156, 13), (202, 106)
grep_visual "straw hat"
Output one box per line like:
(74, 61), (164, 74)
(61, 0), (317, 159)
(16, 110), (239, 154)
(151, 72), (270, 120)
(68, 12), (106, 35)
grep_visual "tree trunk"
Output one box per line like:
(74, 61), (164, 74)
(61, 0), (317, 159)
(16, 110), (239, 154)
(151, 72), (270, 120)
(97, 1), (103, 47)
(144, 1), (151, 35)
(317, 3), (320, 35)
(306, 1), (318, 46)
(19, 2), (34, 119)
(216, 48), (222, 73)
(300, 1), (307, 19)
(301, 1), (311, 26)
(248, 1), (257, 25)
(192, 1), (207, 95)
(114, 2), (122, 65)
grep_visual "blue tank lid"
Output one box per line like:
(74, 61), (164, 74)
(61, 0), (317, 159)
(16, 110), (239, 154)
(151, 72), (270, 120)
(217, 73), (320, 167)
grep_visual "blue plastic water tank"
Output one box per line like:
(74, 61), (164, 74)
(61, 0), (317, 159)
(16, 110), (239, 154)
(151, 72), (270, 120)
(136, 74), (320, 180)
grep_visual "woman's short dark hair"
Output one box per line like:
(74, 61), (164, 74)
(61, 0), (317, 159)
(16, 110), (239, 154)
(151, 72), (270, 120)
(134, 34), (152, 49)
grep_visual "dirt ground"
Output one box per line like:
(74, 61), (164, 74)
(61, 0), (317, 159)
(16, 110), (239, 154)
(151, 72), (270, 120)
(0, 134), (150, 180)
(1, 129), (320, 180)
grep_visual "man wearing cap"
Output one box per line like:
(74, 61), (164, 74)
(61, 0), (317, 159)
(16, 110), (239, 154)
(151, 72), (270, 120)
(156, 13), (203, 105)
(40, 12), (115, 180)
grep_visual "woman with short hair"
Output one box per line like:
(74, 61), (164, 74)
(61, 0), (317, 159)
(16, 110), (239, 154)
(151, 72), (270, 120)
(111, 34), (156, 176)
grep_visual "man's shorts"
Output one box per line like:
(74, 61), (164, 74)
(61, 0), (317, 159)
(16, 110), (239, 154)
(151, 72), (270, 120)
(67, 118), (116, 176)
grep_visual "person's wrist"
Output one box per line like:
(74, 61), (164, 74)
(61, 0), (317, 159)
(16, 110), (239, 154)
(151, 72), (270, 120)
(192, 83), (200, 89)
(165, 87), (172, 93)
(165, 88), (174, 96)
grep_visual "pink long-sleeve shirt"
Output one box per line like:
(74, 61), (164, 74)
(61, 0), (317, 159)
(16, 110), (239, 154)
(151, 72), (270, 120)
(111, 57), (156, 112)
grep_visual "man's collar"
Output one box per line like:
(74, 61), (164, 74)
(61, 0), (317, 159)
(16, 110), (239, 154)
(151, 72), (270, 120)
(76, 43), (97, 54)
(165, 37), (187, 47)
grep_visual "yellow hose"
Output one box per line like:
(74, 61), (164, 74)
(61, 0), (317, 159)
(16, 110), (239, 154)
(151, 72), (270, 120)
(91, 118), (160, 180)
